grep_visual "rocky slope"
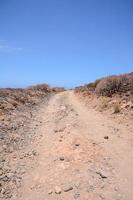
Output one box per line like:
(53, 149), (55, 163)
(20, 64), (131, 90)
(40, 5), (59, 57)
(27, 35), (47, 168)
(74, 72), (133, 122)
(0, 85), (64, 199)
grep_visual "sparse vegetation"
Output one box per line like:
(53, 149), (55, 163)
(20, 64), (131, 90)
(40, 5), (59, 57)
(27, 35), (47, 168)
(0, 85), (65, 115)
(95, 73), (133, 97)
(75, 72), (133, 97)
(74, 72), (133, 114)
(86, 79), (102, 91)
(113, 103), (121, 113)
(0, 73), (133, 200)
(99, 96), (109, 110)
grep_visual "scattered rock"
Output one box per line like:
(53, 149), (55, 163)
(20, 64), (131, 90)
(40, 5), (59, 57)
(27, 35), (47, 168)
(75, 143), (80, 147)
(63, 185), (73, 192)
(0, 175), (9, 182)
(32, 150), (37, 156)
(59, 156), (65, 161)
(74, 192), (80, 199)
(104, 136), (109, 140)
(96, 171), (108, 179)
(48, 190), (53, 195)
(0, 87), (60, 199)
(114, 186), (119, 191)
(55, 186), (62, 194)
(0, 170), (3, 176)
(99, 194), (105, 199)
(2, 145), (7, 150)
(60, 106), (66, 111)
(92, 142), (97, 146)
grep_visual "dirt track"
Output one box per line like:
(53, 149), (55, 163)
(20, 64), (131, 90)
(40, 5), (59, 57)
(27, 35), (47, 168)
(5, 91), (133, 200)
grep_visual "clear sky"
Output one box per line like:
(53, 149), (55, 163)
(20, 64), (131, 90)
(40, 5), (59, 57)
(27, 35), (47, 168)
(0, 0), (133, 88)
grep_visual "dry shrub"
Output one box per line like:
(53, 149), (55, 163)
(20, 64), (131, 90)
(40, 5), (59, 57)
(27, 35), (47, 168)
(0, 84), (64, 114)
(75, 72), (133, 97)
(99, 96), (109, 111)
(28, 84), (51, 92)
(95, 73), (133, 97)
(86, 79), (102, 91)
(52, 87), (65, 92)
(0, 87), (48, 114)
(113, 103), (121, 113)
(75, 79), (102, 94)
(75, 86), (87, 93)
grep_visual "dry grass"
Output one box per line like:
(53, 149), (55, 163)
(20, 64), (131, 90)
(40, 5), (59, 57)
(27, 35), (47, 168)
(95, 73), (133, 97)
(75, 72), (133, 97)
(98, 96), (109, 111)
(74, 72), (133, 115)
(100, 97), (108, 108)
(113, 103), (121, 113)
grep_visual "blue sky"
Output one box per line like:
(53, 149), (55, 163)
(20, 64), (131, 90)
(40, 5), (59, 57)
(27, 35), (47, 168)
(0, 0), (133, 88)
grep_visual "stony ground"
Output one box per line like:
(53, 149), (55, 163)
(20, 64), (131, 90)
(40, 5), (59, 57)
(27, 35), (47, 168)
(0, 94), (51, 199)
(1, 91), (133, 200)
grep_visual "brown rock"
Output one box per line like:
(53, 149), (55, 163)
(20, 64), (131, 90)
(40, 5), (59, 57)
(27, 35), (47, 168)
(63, 186), (73, 192)
(55, 186), (62, 194)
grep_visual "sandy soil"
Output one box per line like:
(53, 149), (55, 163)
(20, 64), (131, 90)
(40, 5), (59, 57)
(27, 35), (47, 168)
(2, 91), (133, 200)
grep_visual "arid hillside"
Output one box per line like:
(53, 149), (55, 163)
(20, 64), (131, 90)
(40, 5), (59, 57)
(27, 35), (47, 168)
(0, 73), (133, 200)
(0, 84), (64, 115)
(75, 72), (133, 121)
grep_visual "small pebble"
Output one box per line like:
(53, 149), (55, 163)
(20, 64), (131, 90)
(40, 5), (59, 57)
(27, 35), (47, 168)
(63, 186), (73, 192)
(75, 143), (80, 147)
(104, 136), (109, 140)
(55, 186), (62, 194)
(59, 156), (65, 161)
(96, 171), (108, 179)
(48, 190), (53, 195)
(74, 192), (80, 199)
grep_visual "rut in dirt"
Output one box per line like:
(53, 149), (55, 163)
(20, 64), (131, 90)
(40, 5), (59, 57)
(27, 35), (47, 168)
(2, 91), (133, 200)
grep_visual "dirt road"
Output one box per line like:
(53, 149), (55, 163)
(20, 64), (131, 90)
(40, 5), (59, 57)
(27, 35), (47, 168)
(11, 91), (133, 200)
